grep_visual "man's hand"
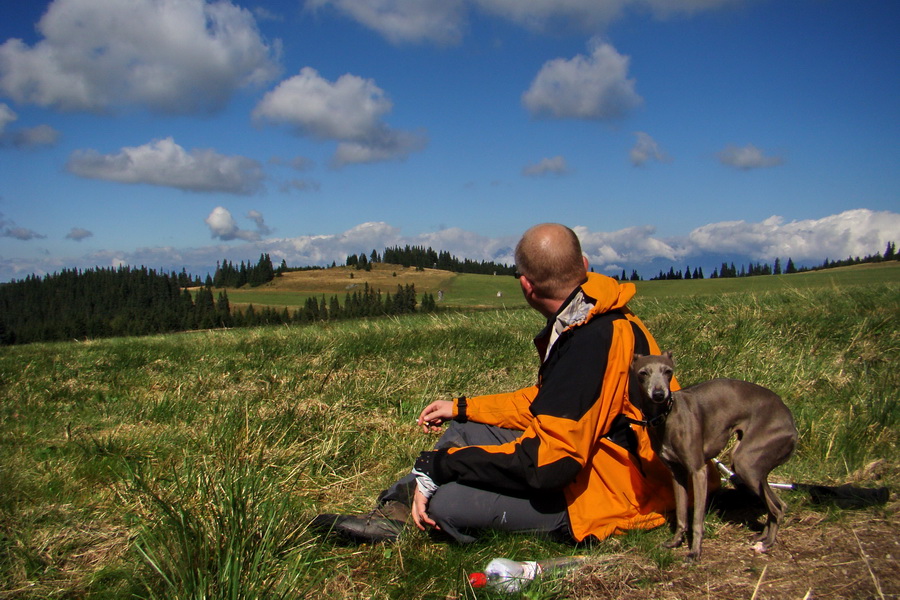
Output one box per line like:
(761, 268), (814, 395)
(417, 400), (454, 433)
(411, 488), (439, 531)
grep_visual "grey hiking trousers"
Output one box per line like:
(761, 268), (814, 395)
(378, 421), (572, 544)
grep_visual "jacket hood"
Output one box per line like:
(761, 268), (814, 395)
(581, 272), (635, 316)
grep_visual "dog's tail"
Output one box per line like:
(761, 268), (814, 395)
(711, 458), (890, 509)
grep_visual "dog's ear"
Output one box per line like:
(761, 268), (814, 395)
(662, 350), (673, 361)
(633, 353), (643, 360)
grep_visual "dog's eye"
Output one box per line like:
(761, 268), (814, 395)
(664, 368), (673, 377)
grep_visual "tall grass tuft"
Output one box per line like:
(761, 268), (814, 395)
(128, 452), (323, 599)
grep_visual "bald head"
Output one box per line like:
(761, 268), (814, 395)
(514, 223), (587, 301)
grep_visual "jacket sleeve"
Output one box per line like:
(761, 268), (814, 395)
(457, 385), (539, 430)
(433, 315), (627, 493)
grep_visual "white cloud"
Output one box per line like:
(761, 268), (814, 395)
(717, 143), (783, 170)
(685, 209), (900, 261)
(332, 130), (427, 167)
(254, 68), (391, 140)
(307, 0), (744, 44)
(11, 124), (60, 148)
(576, 225), (679, 266)
(0, 0), (279, 114)
(253, 67), (427, 165)
(0, 213), (45, 241)
(66, 137), (265, 194)
(0, 103), (59, 148)
(522, 39), (642, 121)
(306, 0), (467, 45)
(522, 155), (569, 176)
(65, 227), (93, 241)
(205, 206), (273, 242)
(630, 131), (669, 166)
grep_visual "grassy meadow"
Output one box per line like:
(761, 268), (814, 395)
(1, 264), (897, 598)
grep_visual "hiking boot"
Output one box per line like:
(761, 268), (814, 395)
(310, 501), (409, 544)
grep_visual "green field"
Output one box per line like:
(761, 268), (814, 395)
(634, 261), (900, 298)
(1, 265), (897, 598)
(219, 261), (900, 309)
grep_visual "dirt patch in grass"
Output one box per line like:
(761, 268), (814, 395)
(570, 500), (899, 600)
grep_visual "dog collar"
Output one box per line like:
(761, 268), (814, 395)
(627, 393), (673, 428)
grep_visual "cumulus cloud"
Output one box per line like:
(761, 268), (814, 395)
(630, 132), (669, 166)
(0, 0), (279, 114)
(0, 213), (45, 241)
(685, 209), (900, 262)
(522, 155), (569, 176)
(306, 0), (467, 45)
(522, 39), (642, 121)
(717, 143), (783, 170)
(65, 227), (93, 241)
(332, 131), (427, 167)
(66, 137), (265, 194)
(205, 207), (273, 242)
(0, 103), (59, 148)
(308, 0), (744, 45)
(576, 225), (679, 266)
(253, 67), (426, 165)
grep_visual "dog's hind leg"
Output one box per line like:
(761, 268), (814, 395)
(753, 481), (786, 551)
(732, 453), (786, 552)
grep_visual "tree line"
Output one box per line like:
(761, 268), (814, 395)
(236, 283), (437, 328)
(347, 245), (516, 275)
(211, 254), (280, 288)
(639, 241), (897, 281)
(0, 266), (206, 344)
(0, 267), (437, 345)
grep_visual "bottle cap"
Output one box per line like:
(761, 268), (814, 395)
(468, 572), (487, 588)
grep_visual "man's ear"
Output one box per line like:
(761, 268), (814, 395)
(520, 274), (535, 297)
(582, 255), (590, 271)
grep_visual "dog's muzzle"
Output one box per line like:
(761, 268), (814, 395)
(651, 389), (670, 404)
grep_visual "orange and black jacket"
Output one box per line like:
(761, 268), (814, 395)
(417, 272), (676, 542)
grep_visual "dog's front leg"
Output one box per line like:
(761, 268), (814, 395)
(686, 466), (709, 562)
(663, 464), (689, 550)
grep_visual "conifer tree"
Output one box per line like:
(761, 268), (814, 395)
(786, 258), (797, 274)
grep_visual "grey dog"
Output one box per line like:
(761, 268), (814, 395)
(630, 352), (798, 561)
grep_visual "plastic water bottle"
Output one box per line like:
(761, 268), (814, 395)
(468, 558), (539, 593)
(467, 556), (587, 593)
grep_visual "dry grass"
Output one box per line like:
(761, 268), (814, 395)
(568, 502), (899, 600)
(261, 264), (456, 295)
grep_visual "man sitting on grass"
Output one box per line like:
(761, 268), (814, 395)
(312, 223), (675, 544)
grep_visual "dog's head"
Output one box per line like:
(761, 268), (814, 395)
(631, 351), (675, 406)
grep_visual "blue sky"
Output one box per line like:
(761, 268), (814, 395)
(1, 0), (898, 282)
